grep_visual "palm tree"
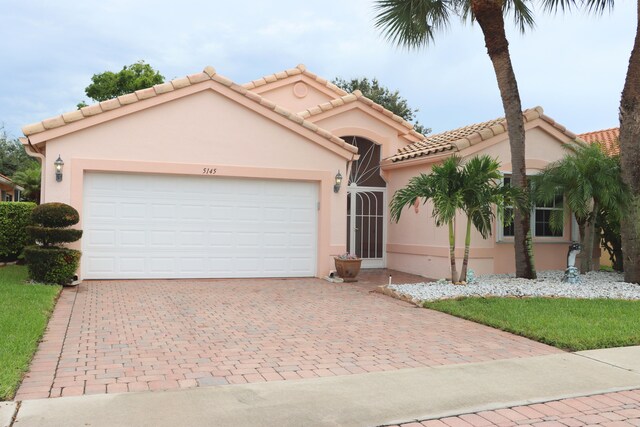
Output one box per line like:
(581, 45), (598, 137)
(390, 156), (463, 283)
(13, 165), (41, 204)
(390, 155), (516, 283)
(531, 144), (628, 273)
(459, 155), (519, 282)
(618, 29), (640, 283)
(375, 0), (537, 279)
(543, 0), (639, 284)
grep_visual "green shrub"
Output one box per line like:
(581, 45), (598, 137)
(26, 227), (83, 246)
(31, 202), (79, 228)
(0, 202), (36, 261)
(26, 202), (82, 285)
(24, 247), (81, 284)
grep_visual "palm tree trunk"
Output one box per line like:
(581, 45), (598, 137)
(448, 220), (459, 283)
(581, 203), (598, 273)
(471, 0), (536, 279)
(459, 216), (473, 283)
(619, 0), (640, 284)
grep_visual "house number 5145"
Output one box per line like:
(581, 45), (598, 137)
(202, 168), (217, 175)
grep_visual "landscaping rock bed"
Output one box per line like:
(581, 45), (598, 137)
(389, 270), (640, 302)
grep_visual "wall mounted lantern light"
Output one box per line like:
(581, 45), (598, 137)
(334, 170), (342, 193)
(54, 155), (64, 182)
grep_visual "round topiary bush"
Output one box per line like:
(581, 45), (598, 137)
(31, 202), (80, 228)
(26, 227), (83, 247)
(24, 247), (81, 285)
(25, 202), (82, 285)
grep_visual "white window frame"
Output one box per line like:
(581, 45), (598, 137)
(497, 173), (566, 242)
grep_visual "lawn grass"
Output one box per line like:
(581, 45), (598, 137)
(0, 265), (60, 400)
(424, 297), (640, 351)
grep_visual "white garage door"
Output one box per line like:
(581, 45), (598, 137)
(82, 172), (318, 279)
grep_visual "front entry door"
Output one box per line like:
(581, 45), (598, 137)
(347, 185), (386, 268)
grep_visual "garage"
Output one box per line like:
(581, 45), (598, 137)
(82, 172), (318, 279)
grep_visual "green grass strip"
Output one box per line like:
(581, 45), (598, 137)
(424, 297), (640, 351)
(0, 265), (61, 400)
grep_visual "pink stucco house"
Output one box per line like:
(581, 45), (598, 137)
(0, 174), (23, 202)
(20, 65), (582, 280)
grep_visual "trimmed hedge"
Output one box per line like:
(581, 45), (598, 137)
(24, 247), (81, 285)
(26, 226), (83, 246)
(0, 202), (36, 261)
(31, 203), (79, 228)
(26, 202), (82, 285)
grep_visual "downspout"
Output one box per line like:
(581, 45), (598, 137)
(20, 136), (46, 203)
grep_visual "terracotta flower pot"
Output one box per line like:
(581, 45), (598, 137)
(334, 258), (362, 282)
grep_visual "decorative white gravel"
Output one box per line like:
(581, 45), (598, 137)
(389, 270), (640, 302)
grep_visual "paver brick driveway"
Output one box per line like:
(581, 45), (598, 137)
(16, 277), (560, 400)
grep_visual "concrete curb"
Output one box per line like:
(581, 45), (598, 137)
(13, 350), (640, 427)
(0, 402), (17, 427)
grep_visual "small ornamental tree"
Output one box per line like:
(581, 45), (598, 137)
(24, 203), (82, 285)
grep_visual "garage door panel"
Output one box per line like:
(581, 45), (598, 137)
(83, 173), (318, 279)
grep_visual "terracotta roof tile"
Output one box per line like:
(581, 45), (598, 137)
(0, 173), (24, 190)
(243, 64), (349, 97)
(298, 89), (416, 132)
(386, 106), (576, 163)
(21, 67), (357, 155)
(578, 127), (619, 156)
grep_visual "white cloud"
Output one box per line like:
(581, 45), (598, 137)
(0, 0), (635, 137)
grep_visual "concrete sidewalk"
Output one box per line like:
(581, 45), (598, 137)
(7, 346), (640, 427)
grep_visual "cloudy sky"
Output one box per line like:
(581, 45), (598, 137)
(0, 0), (635, 139)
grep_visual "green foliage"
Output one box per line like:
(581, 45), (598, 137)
(531, 143), (628, 272)
(24, 247), (81, 285)
(374, 0), (535, 48)
(390, 156), (463, 225)
(0, 129), (37, 177)
(26, 227), (83, 247)
(0, 202), (36, 261)
(0, 265), (60, 400)
(390, 155), (517, 282)
(332, 77), (430, 135)
(26, 203), (82, 285)
(31, 202), (80, 230)
(12, 165), (41, 204)
(597, 207), (623, 271)
(80, 60), (165, 105)
(424, 297), (640, 351)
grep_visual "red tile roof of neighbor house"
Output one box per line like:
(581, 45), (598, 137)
(578, 127), (620, 156)
(0, 173), (23, 190)
(385, 107), (580, 163)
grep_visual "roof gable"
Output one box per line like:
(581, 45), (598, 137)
(298, 89), (424, 140)
(243, 64), (348, 98)
(385, 107), (579, 164)
(21, 66), (357, 159)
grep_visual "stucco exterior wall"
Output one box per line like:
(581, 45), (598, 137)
(310, 107), (411, 161)
(385, 121), (578, 279)
(251, 80), (336, 113)
(38, 88), (350, 278)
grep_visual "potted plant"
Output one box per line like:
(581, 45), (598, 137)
(334, 253), (362, 282)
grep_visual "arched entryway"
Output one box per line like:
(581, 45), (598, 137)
(343, 136), (386, 268)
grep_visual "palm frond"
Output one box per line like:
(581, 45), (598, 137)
(503, 0), (536, 33)
(374, 0), (453, 49)
(540, 0), (577, 13)
(389, 173), (432, 222)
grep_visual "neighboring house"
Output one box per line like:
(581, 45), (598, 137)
(578, 127), (619, 156)
(0, 174), (23, 202)
(578, 127), (620, 268)
(20, 65), (582, 280)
